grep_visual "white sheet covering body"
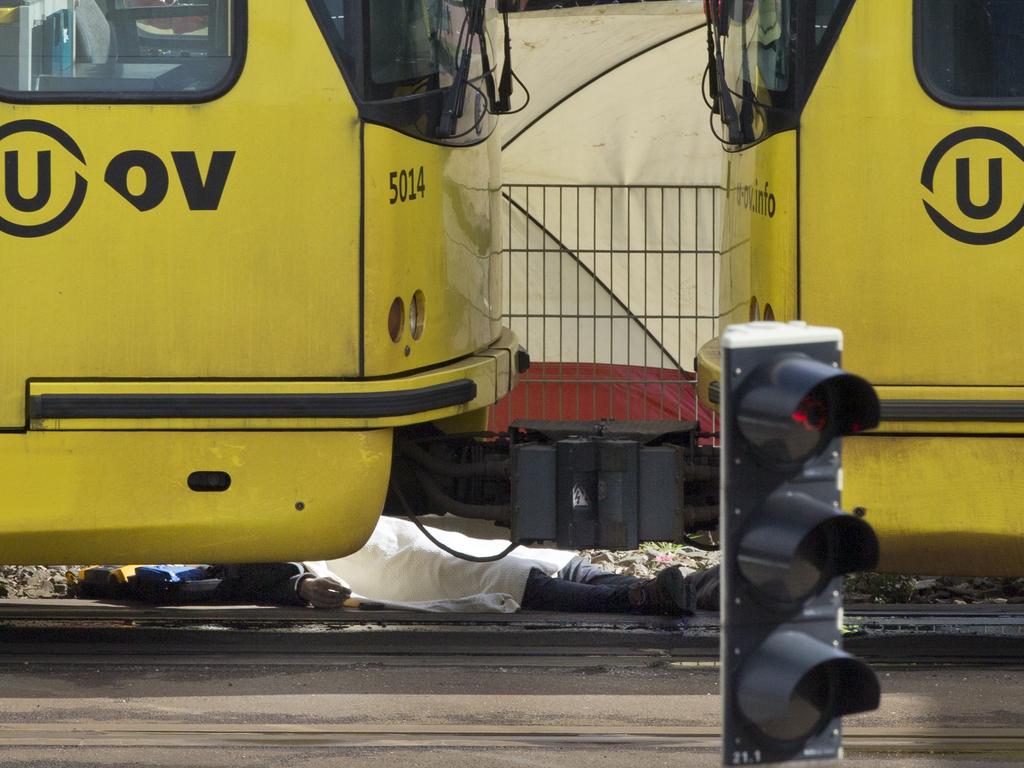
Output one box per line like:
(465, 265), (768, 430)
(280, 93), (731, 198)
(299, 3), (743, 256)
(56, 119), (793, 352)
(304, 516), (576, 613)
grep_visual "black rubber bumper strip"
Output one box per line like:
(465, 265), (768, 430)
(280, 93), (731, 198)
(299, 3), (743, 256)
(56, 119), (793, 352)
(707, 381), (720, 405)
(29, 380), (477, 420)
(880, 400), (1024, 422)
(701, 388), (1024, 422)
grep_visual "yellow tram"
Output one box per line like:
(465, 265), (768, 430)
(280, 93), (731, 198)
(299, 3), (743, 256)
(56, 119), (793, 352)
(0, 0), (523, 564)
(701, 0), (1024, 574)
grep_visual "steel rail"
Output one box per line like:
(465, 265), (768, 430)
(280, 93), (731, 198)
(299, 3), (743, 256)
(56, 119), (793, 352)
(0, 723), (1022, 755)
(1, 602), (1023, 666)
(5, 599), (1024, 622)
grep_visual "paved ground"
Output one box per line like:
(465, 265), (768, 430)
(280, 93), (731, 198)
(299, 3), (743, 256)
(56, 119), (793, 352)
(0, 603), (1022, 766)
(4, 748), (1018, 768)
(2, 665), (1023, 766)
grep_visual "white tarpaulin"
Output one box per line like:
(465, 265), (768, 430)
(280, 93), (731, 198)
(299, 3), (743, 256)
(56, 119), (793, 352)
(502, 1), (720, 186)
(501, 3), (721, 382)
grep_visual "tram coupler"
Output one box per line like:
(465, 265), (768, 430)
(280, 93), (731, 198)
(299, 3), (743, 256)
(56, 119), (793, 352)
(391, 420), (719, 550)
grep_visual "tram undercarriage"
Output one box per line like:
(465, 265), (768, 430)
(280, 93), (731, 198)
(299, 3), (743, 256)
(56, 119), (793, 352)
(390, 420), (720, 551)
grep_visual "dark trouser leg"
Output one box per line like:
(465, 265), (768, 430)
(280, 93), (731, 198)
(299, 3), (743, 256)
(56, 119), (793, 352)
(213, 563), (308, 606)
(561, 557), (720, 611)
(520, 567), (633, 612)
(556, 556), (641, 587)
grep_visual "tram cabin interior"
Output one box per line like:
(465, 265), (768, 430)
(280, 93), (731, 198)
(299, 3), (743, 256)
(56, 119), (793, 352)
(0, 0), (232, 95)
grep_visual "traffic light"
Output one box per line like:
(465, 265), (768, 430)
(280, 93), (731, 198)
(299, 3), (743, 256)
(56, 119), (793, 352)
(721, 322), (881, 765)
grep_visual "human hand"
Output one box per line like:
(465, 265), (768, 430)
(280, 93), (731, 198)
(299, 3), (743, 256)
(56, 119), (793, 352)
(298, 575), (352, 608)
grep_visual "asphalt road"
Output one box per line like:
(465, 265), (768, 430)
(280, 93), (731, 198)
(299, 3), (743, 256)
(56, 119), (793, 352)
(0, 603), (1022, 767)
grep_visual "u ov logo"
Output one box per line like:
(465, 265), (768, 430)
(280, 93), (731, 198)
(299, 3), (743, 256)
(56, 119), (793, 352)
(921, 126), (1024, 246)
(0, 120), (87, 238)
(1, 119), (235, 238)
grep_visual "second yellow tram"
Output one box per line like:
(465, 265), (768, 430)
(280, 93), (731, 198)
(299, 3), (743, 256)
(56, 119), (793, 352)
(702, 0), (1024, 574)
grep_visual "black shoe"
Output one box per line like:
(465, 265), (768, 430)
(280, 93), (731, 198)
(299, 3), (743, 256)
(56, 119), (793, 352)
(684, 566), (720, 611)
(629, 566), (696, 616)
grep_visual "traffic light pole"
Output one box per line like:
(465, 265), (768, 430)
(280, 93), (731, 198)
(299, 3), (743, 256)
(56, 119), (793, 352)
(720, 322), (882, 765)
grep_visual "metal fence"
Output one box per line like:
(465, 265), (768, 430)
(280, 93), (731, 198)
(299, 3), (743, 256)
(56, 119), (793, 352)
(492, 184), (721, 431)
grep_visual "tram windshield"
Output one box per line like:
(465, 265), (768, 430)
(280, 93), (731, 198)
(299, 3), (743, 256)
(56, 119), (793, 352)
(312, 0), (500, 144)
(368, 1), (451, 88)
(717, 0), (849, 144)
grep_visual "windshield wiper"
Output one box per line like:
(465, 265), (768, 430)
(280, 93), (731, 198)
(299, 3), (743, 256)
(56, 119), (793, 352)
(439, 0), (488, 138)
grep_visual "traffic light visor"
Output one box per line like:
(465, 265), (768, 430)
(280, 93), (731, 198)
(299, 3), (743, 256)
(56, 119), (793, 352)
(738, 492), (881, 605)
(752, 664), (832, 743)
(735, 355), (880, 467)
(737, 631), (882, 745)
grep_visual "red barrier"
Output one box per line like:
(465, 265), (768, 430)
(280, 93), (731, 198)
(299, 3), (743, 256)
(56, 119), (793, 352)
(489, 362), (717, 433)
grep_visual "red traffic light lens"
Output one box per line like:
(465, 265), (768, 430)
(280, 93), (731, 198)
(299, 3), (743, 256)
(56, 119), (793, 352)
(739, 383), (832, 466)
(735, 356), (880, 468)
(792, 394), (828, 432)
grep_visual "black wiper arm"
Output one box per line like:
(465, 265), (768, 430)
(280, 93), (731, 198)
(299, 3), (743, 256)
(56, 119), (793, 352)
(439, 0), (487, 138)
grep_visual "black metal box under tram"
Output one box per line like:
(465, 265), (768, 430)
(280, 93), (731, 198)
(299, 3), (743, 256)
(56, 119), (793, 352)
(554, 438), (637, 549)
(509, 420), (694, 549)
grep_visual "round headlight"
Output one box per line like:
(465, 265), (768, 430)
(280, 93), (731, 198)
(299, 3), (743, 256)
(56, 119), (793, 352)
(409, 290), (425, 340)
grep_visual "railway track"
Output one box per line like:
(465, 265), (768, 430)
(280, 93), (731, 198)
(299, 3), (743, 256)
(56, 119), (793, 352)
(1, 723), (1023, 754)
(1, 599), (1023, 664)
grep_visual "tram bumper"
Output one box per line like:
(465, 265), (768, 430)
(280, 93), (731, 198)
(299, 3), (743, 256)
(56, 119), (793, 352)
(1, 330), (522, 565)
(695, 335), (1024, 577)
(845, 392), (1024, 577)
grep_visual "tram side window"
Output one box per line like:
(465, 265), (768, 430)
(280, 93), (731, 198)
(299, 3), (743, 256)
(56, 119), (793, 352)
(0, 0), (240, 98)
(315, 0), (359, 82)
(917, 0), (1024, 103)
(813, 0), (845, 45)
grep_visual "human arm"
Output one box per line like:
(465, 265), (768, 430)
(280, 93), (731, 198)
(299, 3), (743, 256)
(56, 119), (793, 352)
(297, 573), (353, 608)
